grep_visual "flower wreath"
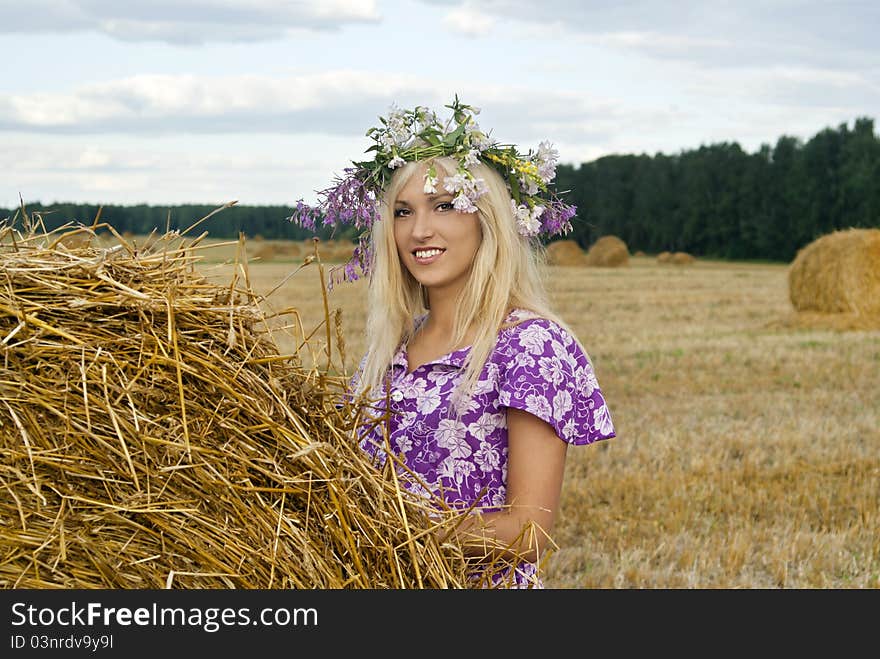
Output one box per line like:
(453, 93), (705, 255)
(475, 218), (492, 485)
(288, 96), (576, 285)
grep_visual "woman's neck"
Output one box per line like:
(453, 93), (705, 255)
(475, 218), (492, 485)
(423, 288), (460, 336)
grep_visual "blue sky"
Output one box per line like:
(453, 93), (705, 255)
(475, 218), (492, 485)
(3, 0), (878, 209)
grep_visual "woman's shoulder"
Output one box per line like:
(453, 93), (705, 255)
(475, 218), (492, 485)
(497, 308), (579, 354)
(501, 308), (571, 336)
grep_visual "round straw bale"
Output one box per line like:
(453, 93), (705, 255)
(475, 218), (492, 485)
(670, 252), (696, 265)
(283, 241), (303, 257)
(0, 221), (509, 589)
(656, 251), (672, 263)
(788, 227), (880, 316)
(253, 243), (277, 260)
(584, 235), (629, 267)
(545, 239), (587, 266)
(330, 239), (356, 262)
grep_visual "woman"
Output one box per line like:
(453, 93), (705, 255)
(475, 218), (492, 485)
(290, 98), (615, 587)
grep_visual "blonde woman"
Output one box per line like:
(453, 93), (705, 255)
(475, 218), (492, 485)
(290, 98), (615, 587)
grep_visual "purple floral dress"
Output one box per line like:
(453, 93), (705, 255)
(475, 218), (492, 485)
(354, 308), (615, 587)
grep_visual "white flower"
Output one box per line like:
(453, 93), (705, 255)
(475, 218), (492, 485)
(520, 177), (539, 196)
(436, 418), (470, 457)
(463, 149), (481, 168)
(519, 323), (552, 354)
(379, 133), (395, 153)
(423, 175), (438, 194)
(416, 386), (442, 415)
(468, 412), (503, 441)
(443, 173), (469, 194)
(535, 140), (559, 182)
(388, 155), (406, 169)
(517, 212), (541, 237)
(552, 389), (573, 420)
(576, 364), (598, 396)
(444, 172), (487, 212)
(474, 443), (501, 474)
(525, 393), (552, 420)
(593, 403), (614, 437)
(399, 378), (426, 399)
(512, 351), (535, 369)
(452, 192), (478, 213)
(394, 433), (414, 454)
(539, 356), (565, 386)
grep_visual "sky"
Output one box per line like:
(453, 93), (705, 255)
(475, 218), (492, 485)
(2, 0), (879, 210)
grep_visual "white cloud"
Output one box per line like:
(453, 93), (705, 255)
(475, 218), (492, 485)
(442, 5), (495, 37)
(4, 133), (360, 206)
(0, 71), (637, 145)
(0, 0), (381, 44)
(0, 71), (437, 133)
(591, 31), (731, 59)
(420, 0), (880, 69)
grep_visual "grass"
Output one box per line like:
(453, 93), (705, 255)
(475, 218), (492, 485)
(200, 247), (879, 588)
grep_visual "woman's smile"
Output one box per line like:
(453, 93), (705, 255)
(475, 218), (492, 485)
(412, 247), (446, 264)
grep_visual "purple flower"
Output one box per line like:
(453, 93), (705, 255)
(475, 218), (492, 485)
(540, 200), (576, 236)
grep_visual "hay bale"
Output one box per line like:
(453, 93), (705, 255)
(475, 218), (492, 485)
(253, 243), (277, 261)
(670, 252), (696, 265)
(788, 227), (880, 316)
(283, 241), (303, 258)
(545, 240), (587, 266)
(0, 219), (500, 589)
(329, 239), (356, 263)
(584, 235), (629, 267)
(656, 251), (672, 263)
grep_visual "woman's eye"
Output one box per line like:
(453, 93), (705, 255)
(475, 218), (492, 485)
(437, 202), (454, 212)
(393, 208), (410, 218)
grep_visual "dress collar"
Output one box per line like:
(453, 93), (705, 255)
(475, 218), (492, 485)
(391, 342), (471, 372)
(391, 308), (535, 373)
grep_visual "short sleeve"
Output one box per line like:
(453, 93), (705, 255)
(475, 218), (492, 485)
(496, 318), (615, 446)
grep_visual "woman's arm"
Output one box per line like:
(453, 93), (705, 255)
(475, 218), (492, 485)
(449, 407), (568, 564)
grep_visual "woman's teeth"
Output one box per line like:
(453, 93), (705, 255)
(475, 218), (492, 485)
(415, 249), (443, 259)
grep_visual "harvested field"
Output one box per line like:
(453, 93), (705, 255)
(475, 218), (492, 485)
(226, 252), (880, 588)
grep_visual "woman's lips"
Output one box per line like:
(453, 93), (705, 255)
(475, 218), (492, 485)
(412, 247), (445, 265)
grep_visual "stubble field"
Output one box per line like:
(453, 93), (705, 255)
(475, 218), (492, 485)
(201, 241), (880, 588)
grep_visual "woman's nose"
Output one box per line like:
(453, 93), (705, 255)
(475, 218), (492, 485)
(410, 209), (435, 239)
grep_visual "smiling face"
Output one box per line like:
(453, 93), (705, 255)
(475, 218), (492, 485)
(392, 163), (483, 301)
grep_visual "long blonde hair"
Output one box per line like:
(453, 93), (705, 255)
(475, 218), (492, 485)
(354, 156), (578, 411)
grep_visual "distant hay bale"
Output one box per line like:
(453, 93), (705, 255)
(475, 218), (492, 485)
(329, 239), (356, 263)
(670, 252), (696, 265)
(584, 235), (629, 267)
(656, 251), (672, 263)
(0, 218), (511, 589)
(634, 250), (646, 257)
(788, 227), (880, 316)
(284, 241), (303, 257)
(545, 240), (587, 266)
(253, 243), (278, 260)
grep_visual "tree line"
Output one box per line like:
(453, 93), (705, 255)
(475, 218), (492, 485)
(4, 117), (878, 263)
(555, 116), (879, 261)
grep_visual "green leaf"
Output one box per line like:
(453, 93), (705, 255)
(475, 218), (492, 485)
(442, 123), (466, 147)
